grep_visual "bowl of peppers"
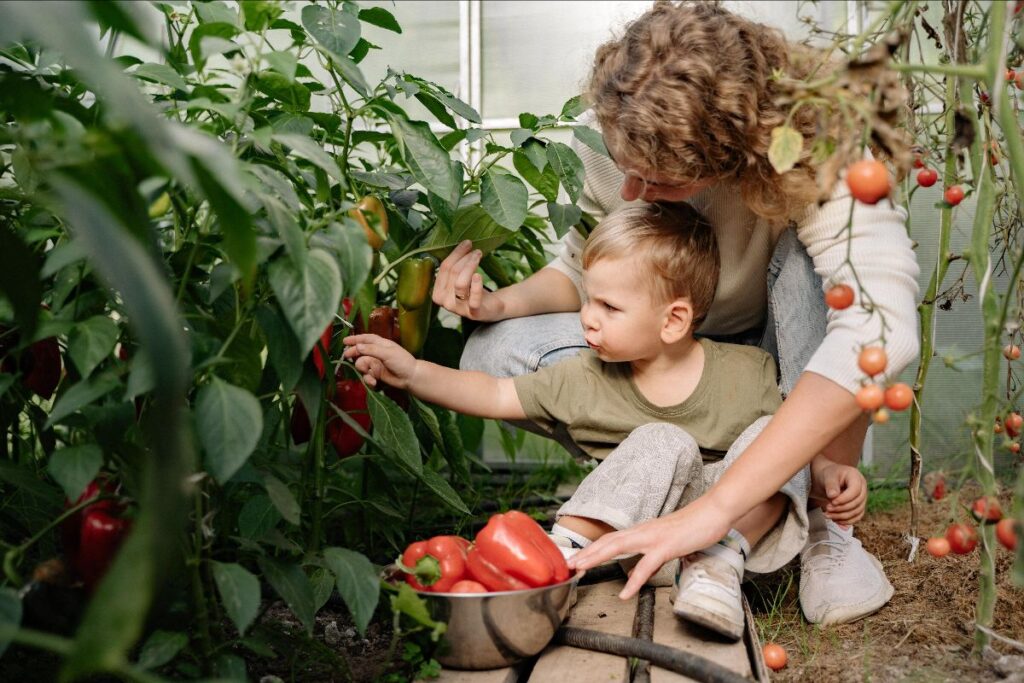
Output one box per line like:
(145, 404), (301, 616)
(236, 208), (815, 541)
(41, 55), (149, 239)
(397, 510), (582, 670)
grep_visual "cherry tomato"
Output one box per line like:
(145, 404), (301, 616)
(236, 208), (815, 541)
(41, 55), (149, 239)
(945, 523), (978, 554)
(846, 160), (891, 205)
(1007, 69), (1016, 82)
(971, 496), (1002, 523)
(449, 579), (488, 593)
(856, 385), (885, 411)
(825, 284), (855, 310)
(926, 537), (950, 557)
(1006, 412), (1023, 437)
(873, 408), (890, 424)
(1011, 442), (1021, 454)
(944, 185), (965, 206)
(916, 168), (938, 187)
(1003, 344), (1021, 361)
(995, 421), (1004, 434)
(858, 347), (888, 377)
(884, 383), (913, 411)
(996, 518), (1018, 551)
(931, 478), (946, 501)
(912, 156), (926, 169)
(763, 643), (787, 671)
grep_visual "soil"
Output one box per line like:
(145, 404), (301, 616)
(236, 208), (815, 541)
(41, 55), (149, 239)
(746, 483), (1024, 683)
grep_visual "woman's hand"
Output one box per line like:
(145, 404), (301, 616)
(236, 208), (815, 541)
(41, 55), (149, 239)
(342, 334), (417, 389)
(812, 460), (868, 526)
(432, 240), (507, 322)
(568, 496), (732, 600)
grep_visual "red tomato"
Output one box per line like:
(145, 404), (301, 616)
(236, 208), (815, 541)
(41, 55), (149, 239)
(932, 478), (946, 501)
(873, 408), (890, 424)
(846, 160), (891, 204)
(856, 385), (885, 411)
(858, 347), (888, 377)
(449, 580), (488, 593)
(825, 284), (855, 310)
(926, 537), (950, 557)
(1003, 344), (1021, 361)
(971, 496), (1003, 522)
(1006, 412), (1023, 437)
(945, 523), (978, 554)
(763, 643), (788, 671)
(944, 185), (965, 206)
(1011, 442), (1021, 454)
(912, 156), (926, 169)
(996, 518), (1018, 551)
(916, 168), (938, 187)
(884, 383), (913, 411)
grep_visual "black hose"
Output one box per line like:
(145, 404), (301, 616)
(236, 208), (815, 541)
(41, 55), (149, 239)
(554, 626), (751, 683)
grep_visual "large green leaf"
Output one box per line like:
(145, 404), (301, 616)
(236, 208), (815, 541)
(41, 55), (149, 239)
(237, 494), (281, 539)
(310, 567), (335, 614)
(137, 630), (189, 670)
(130, 63), (188, 92)
(258, 558), (316, 635)
(513, 148), (559, 202)
(572, 125), (609, 158)
(264, 197), (307, 266)
(367, 390), (421, 474)
(358, 7), (401, 33)
(391, 583), (445, 640)
(0, 587), (21, 658)
(301, 4), (361, 57)
(481, 169), (528, 230)
(273, 133), (344, 183)
(211, 562), (261, 637)
(420, 205), (514, 260)
(547, 202), (583, 239)
(263, 474), (300, 526)
(268, 249), (342, 358)
(415, 465), (470, 515)
(68, 315), (119, 380)
(312, 219), (372, 300)
(546, 142), (585, 204)
(196, 378), (263, 484)
(254, 305), (302, 392)
(0, 224), (41, 340)
(47, 444), (103, 500)
(323, 548), (379, 635)
(387, 115), (459, 207)
(47, 372), (121, 427)
(254, 71), (311, 111)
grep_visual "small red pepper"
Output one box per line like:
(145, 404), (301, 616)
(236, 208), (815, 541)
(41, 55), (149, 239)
(76, 508), (131, 592)
(327, 379), (372, 457)
(311, 324), (333, 379)
(60, 478), (120, 560)
(470, 511), (569, 590)
(400, 535), (471, 592)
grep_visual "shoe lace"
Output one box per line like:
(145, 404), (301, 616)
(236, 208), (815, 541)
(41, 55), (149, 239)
(802, 538), (847, 574)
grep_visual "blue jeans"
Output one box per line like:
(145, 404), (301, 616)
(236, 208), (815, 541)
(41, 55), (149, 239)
(460, 230), (827, 453)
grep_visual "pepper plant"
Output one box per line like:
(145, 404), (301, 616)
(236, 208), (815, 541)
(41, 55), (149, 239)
(0, 1), (595, 678)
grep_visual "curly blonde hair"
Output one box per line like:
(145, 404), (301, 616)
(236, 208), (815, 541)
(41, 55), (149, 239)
(582, 203), (719, 325)
(589, 1), (828, 222)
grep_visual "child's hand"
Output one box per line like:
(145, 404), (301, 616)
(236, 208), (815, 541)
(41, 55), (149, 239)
(342, 334), (417, 389)
(814, 461), (868, 526)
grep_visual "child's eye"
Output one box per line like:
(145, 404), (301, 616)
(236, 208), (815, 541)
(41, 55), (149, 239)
(603, 302), (618, 312)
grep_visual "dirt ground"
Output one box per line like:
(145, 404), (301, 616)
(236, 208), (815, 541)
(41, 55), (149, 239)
(746, 484), (1024, 683)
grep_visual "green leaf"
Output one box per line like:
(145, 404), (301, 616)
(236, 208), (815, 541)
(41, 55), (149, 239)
(258, 557), (316, 635)
(254, 71), (310, 111)
(196, 378), (263, 484)
(194, 1), (238, 26)
(391, 583), (445, 640)
(546, 142), (585, 204)
(125, 350), (155, 401)
(358, 7), (402, 33)
(254, 306), (302, 393)
(241, 0), (282, 31)
(273, 133), (344, 182)
(513, 147), (559, 202)
(572, 125), (609, 158)
(387, 115), (459, 207)
(263, 474), (300, 526)
(47, 372), (121, 427)
(435, 92), (481, 124)
(212, 562), (261, 637)
(481, 170), (528, 230)
(0, 224), (41, 340)
(768, 125), (803, 174)
(0, 587), (22, 658)
(68, 315), (119, 379)
(47, 444), (103, 501)
(323, 547), (379, 635)
(510, 128), (532, 148)
(434, 406), (470, 485)
(137, 630), (188, 670)
(310, 567), (334, 613)
(268, 249), (342, 357)
(264, 50), (297, 81)
(367, 390), (421, 474)
(130, 63), (188, 92)
(192, 158), (257, 284)
(316, 219), (372, 298)
(419, 205), (513, 261)
(414, 92), (457, 130)
(264, 197), (307, 266)
(0, 374), (14, 399)
(238, 494), (281, 539)
(330, 51), (371, 98)
(547, 202), (583, 238)
(302, 4), (361, 57)
(188, 22), (239, 71)
(414, 465), (470, 515)
(560, 94), (586, 119)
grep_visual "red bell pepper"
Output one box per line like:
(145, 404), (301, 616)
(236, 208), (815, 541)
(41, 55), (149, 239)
(400, 535), (471, 592)
(76, 508), (131, 591)
(327, 379), (372, 457)
(60, 478), (120, 559)
(469, 511), (569, 590)
(311, 324), (333, 379)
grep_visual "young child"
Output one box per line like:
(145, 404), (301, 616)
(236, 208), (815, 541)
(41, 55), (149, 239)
(343, 203), (866, 640)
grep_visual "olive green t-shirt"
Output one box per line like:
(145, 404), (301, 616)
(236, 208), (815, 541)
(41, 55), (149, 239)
(513, 339), (781, 461)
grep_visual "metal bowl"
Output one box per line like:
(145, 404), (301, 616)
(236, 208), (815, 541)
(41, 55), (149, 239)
(418, 571), (583, 670)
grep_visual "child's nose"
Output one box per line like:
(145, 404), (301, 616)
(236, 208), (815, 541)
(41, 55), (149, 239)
(580, 304), (597, 331)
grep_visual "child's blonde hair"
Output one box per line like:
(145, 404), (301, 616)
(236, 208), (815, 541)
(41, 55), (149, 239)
(582, 203), (718, 325)
(588, 1), (830, 222)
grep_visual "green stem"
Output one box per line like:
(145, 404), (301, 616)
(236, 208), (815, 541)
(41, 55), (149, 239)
(190, 489), (214, 673)
(888, 63), (987, 78)
(309, 379), (329, 553)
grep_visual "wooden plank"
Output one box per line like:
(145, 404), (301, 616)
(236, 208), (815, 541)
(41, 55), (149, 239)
(528, 579), (636, 683)
(649, 587), (753, 683)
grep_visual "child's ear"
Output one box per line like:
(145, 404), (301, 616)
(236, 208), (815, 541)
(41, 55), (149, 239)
(661, 298), (694, 344)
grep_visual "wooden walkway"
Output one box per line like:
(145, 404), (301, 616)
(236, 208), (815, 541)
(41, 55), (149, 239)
(438, 576), (769, 683)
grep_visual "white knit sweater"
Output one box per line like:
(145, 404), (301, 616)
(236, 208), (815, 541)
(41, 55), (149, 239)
(545, 132), (920, 396)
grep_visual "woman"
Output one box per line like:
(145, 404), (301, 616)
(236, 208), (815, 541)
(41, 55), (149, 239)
(434, 2), (918, 625)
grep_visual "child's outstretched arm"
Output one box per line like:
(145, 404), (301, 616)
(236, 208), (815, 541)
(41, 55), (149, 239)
(342, 334), (527, 420)
(809, 454), (868, 526)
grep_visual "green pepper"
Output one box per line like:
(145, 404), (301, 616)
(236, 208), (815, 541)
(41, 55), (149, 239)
(398, 302), (432, 357)
(396, 255), (436, 310)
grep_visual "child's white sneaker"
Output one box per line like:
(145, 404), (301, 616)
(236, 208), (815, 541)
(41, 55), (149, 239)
(799, 508), (893, 625)
(548, 532), (585, 560)
(671, 543), (745, 641)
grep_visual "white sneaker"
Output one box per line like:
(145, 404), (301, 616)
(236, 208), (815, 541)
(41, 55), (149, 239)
(799, 508), (894, 625)
(617, 556), (679, 587)
(671, 544), (745, 641)
(548, 532), (585, 560)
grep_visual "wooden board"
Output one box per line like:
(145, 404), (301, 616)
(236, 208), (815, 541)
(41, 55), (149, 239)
(649, 587), (754, 683)
(528, 579), (636, 683)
